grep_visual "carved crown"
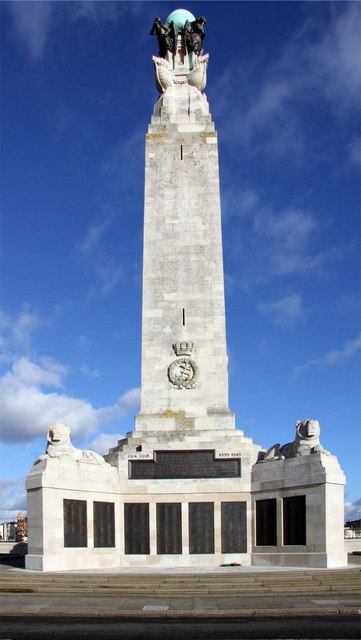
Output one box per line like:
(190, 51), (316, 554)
(172, 341), (194, 356)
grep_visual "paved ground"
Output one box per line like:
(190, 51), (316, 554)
(1, 614), (360, 639)
(1, 592), (361, 618)
(1, 559), (360, 619)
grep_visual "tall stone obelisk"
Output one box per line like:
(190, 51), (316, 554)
(25, 10), (347, 571)
(135, 9), (235, 435)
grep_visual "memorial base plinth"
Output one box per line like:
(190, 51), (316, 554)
(251, 552), (347, 569)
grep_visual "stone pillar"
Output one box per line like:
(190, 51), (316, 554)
(135, 82), (234, 434)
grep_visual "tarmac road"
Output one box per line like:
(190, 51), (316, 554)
(0, 615), (360, 640)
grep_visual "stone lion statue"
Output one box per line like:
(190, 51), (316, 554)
(37, 424), (108, 465)
(259, 419), (330, 462)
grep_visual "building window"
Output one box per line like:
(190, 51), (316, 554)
(255, 499), (277, 546)
(221, 501), (247, 553)
(63, 499), (87, 548)
(94, 502), (115, 548)
(156, 503), (182, 554)
(124, 503), (150, 554)
(283, 495), (306, 545)
(189, 502), (214, 554)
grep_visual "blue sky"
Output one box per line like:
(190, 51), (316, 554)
(1, 1), (360, 523)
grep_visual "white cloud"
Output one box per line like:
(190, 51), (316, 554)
(294, 334), (361, 376)
(5, 0), (138, 61)
(77, 135), (145, 297)
(68, 0), (142, 24)
(79, 220), (112, 254)
(224, 192), (342, 289)
(348, 138), (361, 167)
(310, 3), (361, 107)
(12, 357), (66, 388)
(0, 477), (27, 522)
(224, 174), (357, 291)
(344, 497), (361, 522)
(0, 308), (45, 359)
(221, 186), (260, 220)
(80, 363), (100, 379)
(117, 387), (141, 409)
(88, 432), (124, 456)
(78, 221), (124, 295)
(335, 293), (361, 313)
(258, 294), (304, 327)
(323, 335), (361, 366)
(77, 133), (144, 297)
(0, 356), (140, 444)
(7, 0), (54, 60)
(68, 1), (119, 24)
(255, 208), (320, 277)
(93, 258), (124, 295)
(213, 4), (360, 160)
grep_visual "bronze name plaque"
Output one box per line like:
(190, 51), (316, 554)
(256, 498), (277, 546)
(221, 501), (247, 553)
(189, 502), (214, 554)
(157, 503), (182, 554)
(129, 450), (241, 480)
(63, 499), (87, 548)
(283, 495), (306, 546)
(124, 503), (150, 554)
(93, 501), (115, 548)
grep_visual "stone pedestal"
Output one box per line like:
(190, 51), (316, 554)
(26, 441), (261, 570)
(25, 458), (120, 571)
(251, 454), (347, 568)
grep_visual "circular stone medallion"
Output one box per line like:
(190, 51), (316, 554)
(168, 358), (198, 389)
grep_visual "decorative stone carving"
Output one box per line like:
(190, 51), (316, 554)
(172, 341), (194, 356)
(150, 13), (209, 94)
(168, 358), (198, 389)
(153, 54), (209, 93)
(37, 424), (109, 465)
(152, 56), (174, 93)
(187, 55), (208, 92)
(258, 419), (330, 462)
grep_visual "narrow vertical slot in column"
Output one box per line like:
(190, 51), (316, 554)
(182, 308), (186, 326)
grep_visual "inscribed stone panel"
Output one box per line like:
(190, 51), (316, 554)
(189, 502), (214, 554)
(93, 501), (115, 548)
(129, 450), (240, 479)
(63, 499), (87, 548)
(156, 503), (182, 554)
(124, 503), (150, 554)
(255, 499), (277, 546)
(283, 495), (306, 545)
(221, 501), (247, 553)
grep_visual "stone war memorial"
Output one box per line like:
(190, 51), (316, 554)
(25, 9), (347, 571)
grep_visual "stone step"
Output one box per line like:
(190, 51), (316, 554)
(1, 580), (357, 591)
(1, 571), (358, 581)
(2, 586), (359, 597)
(1, 568), (359, 597)
(1, 571), (358, 583)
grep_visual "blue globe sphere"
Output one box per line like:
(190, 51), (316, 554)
(166, 9), (195, 27)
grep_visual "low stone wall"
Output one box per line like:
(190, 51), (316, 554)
(345, 539), (361, 553)
(0, 542), (28, 555)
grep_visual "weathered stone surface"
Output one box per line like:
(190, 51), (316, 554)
(38, 424), (109, 466)
(137, 84), (231, 431)
(25, 19), (346, 572)
(259, 419), (330, 461)
(251, 453), (347, 568)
